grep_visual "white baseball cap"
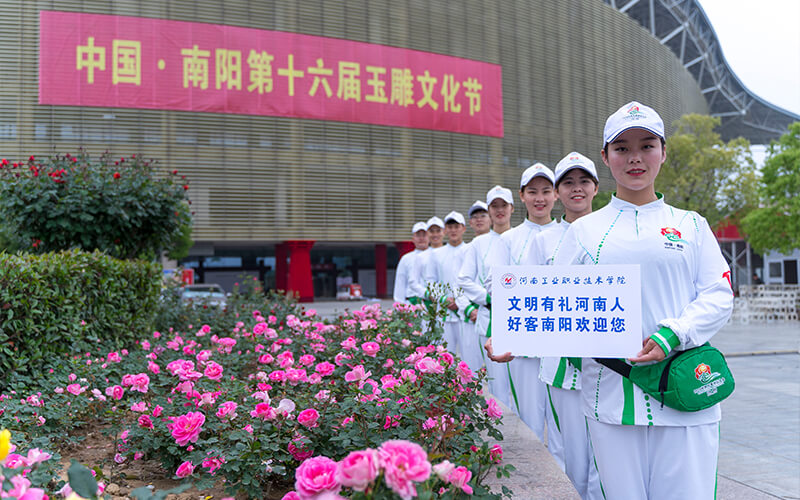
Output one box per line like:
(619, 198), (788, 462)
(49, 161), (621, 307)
(412, 221), (427, 234)
(554, 152), (599, 185)
(468, 200), (488, 217)
(444, 211), (466, 225)
(603, 101), (665, 147)
(520, 163), (555, 188)
(486, 185), (514, 205)
(426, 216), (444, 230)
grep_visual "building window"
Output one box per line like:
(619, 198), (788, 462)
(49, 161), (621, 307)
(769, 262), (782, 278)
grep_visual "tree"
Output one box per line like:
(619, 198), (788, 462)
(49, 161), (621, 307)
(740, 122), (800, 254)
(657, 114), (758, 229)
(0, 151), (193, 260)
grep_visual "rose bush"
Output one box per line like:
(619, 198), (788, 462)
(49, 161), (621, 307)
(0, 295), (514, 499)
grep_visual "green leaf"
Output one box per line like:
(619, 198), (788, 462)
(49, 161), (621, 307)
(68, 460), (98, 499)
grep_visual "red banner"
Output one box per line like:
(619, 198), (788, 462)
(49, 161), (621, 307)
(39, 11), (503, 137)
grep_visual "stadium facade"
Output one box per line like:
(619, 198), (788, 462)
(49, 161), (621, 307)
(2, 0), (797, 299)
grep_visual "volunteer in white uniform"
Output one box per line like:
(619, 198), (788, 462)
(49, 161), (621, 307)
(408, 216), (445, 303)
(392, 222), (428, 304)
(530, 152), (602, 499)
(424, 211), (467, 357)
(457, 201), (491, 372)
(457, 186), (513, 408)
(554, 102), (733, 499)
(499, 163), (558, 437)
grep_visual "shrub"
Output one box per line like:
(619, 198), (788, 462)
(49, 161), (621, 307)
(0, 152), (192, 260)
(0, 249), (161, 380)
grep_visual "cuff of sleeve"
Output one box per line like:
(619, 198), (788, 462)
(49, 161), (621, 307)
(464, 303), (478, 322)
(650, 327), (681, 356)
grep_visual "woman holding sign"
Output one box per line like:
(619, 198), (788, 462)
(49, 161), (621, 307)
(553, 102), (733, 499)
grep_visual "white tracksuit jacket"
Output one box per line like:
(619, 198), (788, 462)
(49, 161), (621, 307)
(408, 247), (434, 301)
(554, 195), (733, 426)
(393, 249), (422, 303)
(530, 220), (582, 391)
(424, 242), (467, 323)
(457, 230), (510, 337)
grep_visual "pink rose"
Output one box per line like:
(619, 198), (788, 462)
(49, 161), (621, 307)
(216, 401), (238, 420)
(447, 466), (473, 494)
(299, 354), (315, 366)
(204, 362), (224, 381)
(344, 365), (371, 383)
(378, 440), (432, 500)
(169, 411), (205, 446)
(288, 440), (313, 461)
(438, 351), (455, 366)
(295, 456), (341, 499)
(455, 361), (474, 383)
(489, 444), (503, 463)
(415, 357), (444, 374)
(131, 401), (148, 412)
(336, 449), (379, 492)
(66, 383), (86, 396)
(297, 408), (320, 428)
(175, 461), (194, 478)
(258, 353), (274, 364)
(315, 362), (335, 376)
(433, 460), (455, 480)
(281, 493), (300, 500)
(269, 370), (287, 382)
(202, 456), (225, 474)
(147, 361), (160, 375)
(138, 415), (154, 429)
(129, 373), (150, 393)
(250, 403), (277, 420)
(485, 398), (503, 419)
(360, 341), (380, 357)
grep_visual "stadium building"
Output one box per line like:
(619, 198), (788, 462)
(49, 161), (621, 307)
(1, 0), (797, 300)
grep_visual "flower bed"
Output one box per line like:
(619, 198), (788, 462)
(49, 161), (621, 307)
(0, 297), (514, 499)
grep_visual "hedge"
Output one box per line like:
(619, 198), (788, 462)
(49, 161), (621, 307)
(0, 249), (160, 378)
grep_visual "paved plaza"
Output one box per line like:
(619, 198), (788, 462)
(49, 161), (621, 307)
(311, 299), (800, 499)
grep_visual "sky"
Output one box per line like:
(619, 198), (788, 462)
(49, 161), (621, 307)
(697, 0), (800, 117)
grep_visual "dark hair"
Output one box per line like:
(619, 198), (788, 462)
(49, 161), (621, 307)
(555, 168), (599, 190)
(603, 136), (666, 156)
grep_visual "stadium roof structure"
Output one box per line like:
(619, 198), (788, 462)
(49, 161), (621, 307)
(605, 0), (800, 143)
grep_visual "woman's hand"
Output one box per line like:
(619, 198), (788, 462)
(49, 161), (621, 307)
(484, 338), (514, 363)
(629, 338), (666, 364)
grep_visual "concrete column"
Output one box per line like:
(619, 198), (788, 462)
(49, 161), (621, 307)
(287, 240), (315, 302)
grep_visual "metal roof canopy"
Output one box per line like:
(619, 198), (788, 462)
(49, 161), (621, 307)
(604, 0), (800, 143)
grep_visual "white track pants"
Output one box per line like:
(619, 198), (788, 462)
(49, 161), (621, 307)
(547, 387), (602, 500)
(459, 322), (485, 374)
(507, 357), (546, 441)
(442, 321), (461, 359)
(587, 420), (719, 500)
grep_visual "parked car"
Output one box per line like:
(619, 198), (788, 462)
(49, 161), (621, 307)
(181, 284), (227, 308)
(336, 283), (363, 301)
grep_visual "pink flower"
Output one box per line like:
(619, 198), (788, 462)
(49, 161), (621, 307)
(315, 362), (335, 376)
(204, 361), (224, 381)
(489, 444), (503, 463)
(147, 361), (160, 375)
(250, 403), (277, 420)
(336, 449), (379, 492)
(297, 408), (320, 428)
(485, 398), (503, 419)
(197, 324), (211, 336)
(344, 365), (371, 383)
(415, 357), (444, 374)
(299, 354), (316, 366)
(378, 440), (432, 500)
(202, 456), (225, 474)
(131, 401), (148, 412)
(340, 336), (357, 350)
(258, 353), (274, 364)
(138, 415), (154, 429)
(107, 352), (122, 363)
(175, 461), (195, 478)
(216, 401), (238, 420)
(433, 460), (455, 480)
(438, 351), (455, 366)
(129, 373), (150, 393)
(288, 439), (313, 461)
(152, 405), (163, 417)
(295, 456), (341, 499)
(281, 493), (300, 500)
(269, 370), (287, 382)
(447, 466), (473, 494)
(361, 341), (380, 357)
(455, 361), (474, 383)
(169, 411), (205, 446)
(105, 385), (124, 400)
(25, 448), (52, 466)
(66, 383), (86, 396)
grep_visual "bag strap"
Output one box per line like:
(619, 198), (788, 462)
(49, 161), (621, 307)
(594, 358), (632, 378)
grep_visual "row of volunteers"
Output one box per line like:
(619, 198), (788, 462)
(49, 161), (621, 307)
(393, 101), (733, 500)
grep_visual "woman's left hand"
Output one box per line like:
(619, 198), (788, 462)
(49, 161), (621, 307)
(629, 338), (666, 363)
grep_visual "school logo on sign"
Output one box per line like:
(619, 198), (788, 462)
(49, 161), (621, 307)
(501, 273), (517, 289)
(660, 227), (683, 242)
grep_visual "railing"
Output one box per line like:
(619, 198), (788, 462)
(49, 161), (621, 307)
(731, 285), (800, 323)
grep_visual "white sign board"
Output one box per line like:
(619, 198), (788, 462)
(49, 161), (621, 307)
(492, 264), (642, 358)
